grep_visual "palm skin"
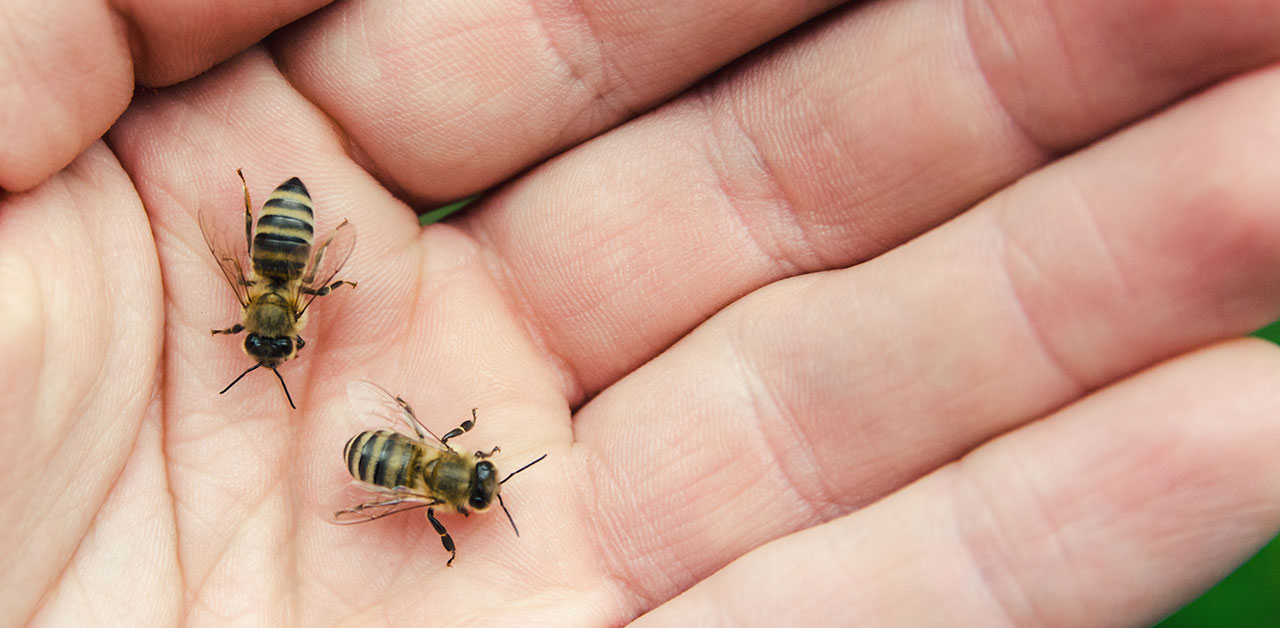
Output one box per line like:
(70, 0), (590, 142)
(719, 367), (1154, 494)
(6, 1), (1280, 626)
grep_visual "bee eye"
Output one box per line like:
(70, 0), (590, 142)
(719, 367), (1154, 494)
(243, 335), (295, 359)
(469, 461), (498, 510)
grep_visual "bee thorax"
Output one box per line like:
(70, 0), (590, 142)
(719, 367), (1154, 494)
(245, 297), (298, 336)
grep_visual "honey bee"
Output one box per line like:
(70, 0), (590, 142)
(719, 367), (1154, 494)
(199, 169), (357, 409)
(332, 381), (547, 566)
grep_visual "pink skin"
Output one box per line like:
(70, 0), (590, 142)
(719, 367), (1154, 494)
(4, 0), (1280, 625)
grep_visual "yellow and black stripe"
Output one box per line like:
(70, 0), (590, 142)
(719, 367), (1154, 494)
(252, 177), (315, 281)
(345, 430), (422, 490)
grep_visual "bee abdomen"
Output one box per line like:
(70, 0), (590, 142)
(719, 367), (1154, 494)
(345, 430), (420, 490)
(253, 177), (315, 280)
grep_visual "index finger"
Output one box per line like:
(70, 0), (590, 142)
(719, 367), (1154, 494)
(270, 0), (844, 202)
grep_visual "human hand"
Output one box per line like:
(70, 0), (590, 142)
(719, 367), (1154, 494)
(6, 1), (1280, 625)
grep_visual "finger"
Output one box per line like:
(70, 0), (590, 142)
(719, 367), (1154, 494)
(0, 143), (162, 625)
(0, 0), (132, 190)
(270, 0), (845, 202)
(570, 65), (1280, 605)
(630, 340), (1280, 627)
(0, 0), (329, 191)
(462, 0), (1280, 399)
(118, 0), (331, 85)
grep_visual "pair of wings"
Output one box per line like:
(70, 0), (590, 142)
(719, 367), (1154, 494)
(330, 381), (454, 524)
(197, 203), (356, 316)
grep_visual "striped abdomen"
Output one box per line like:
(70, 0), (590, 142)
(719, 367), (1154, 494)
(345, 430), (425, 491)
(252, 177), (314, 281)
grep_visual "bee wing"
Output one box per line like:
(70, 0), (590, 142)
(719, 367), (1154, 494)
(197, 205), (251, 307)
(326, 482), (441, 525)
(346, 380), (447, 447)
(296, 218), (356, 316)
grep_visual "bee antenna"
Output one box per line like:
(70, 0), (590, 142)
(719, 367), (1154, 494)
(500, 453), (548, 485)
(495, 454), (546, 538)
(496, 493), (520, 538)
(270, 366), (297, 409)
(219, 363), (262, 395)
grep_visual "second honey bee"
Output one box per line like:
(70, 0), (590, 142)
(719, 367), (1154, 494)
(199, 169), (357, 409)
(333, 381), (547, 566)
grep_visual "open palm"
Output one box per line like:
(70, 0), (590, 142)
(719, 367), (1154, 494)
(7, 1), (1280, 625)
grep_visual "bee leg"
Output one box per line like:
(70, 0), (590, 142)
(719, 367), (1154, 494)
(303, 279), (358, 297)
(211, 324), (244, 335)
(237, 168), (252, 252)
(441, 408), (479, 445)
(294, 336), (305, 351)
(426, 507), (457, 567)
(475, 446), (500, 459)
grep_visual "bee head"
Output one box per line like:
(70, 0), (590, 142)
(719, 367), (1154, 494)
(469, 460), (498, 512)
(243, 334), (297, 365)
(218, 343), (298, 409)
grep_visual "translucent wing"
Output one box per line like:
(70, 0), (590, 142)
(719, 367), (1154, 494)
(296, 218), (356, 316)
(198, 205), (251, 307)
(345, 380), (446, 448)
(325, 482), (441, 525)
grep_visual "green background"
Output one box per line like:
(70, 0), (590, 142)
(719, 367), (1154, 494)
(422, 202), (1280, 626)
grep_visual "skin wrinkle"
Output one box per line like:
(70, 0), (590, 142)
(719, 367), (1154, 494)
(472, 202), (650, 407)
(990, 210), (1089, 394)
(23, 488), (94, 626)
(962, 0), (1057, 156)
(31, 408), (169, 625)
(944, 467), (1027, 628)
(1058, 168), (1139, 302)
(527, 0), (621, 140)
(698, 87), (814, 276)
(472, 223), (589, 407)
(571, 440), (679, 610)
(182, 473), (289, 623)
(568, 441), (656, 616)
(166, 415), (291, 609)
(254, 39), (357, 172)
(150, 373), (187, 624)
(727, 307), (841, 520)
(28, 343), (151, 625)
(955, 455), (1070, 628)
(1038, 0), (1099, 129)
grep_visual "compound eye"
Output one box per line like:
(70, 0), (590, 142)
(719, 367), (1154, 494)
(475, 461), (495, 482)
(244, 334), (265, 353)
(274, 337), (293, 353)
(470, 461), (497, 510)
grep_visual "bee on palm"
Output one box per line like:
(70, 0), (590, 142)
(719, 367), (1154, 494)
(332, 381), (547, 566)
(199, 170), (357, 409)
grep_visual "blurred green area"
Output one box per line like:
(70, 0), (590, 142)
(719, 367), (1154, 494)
(1157, 317), (1280, 627)
(418, 196), (476, 225)
(422, 196), (1280, 625)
